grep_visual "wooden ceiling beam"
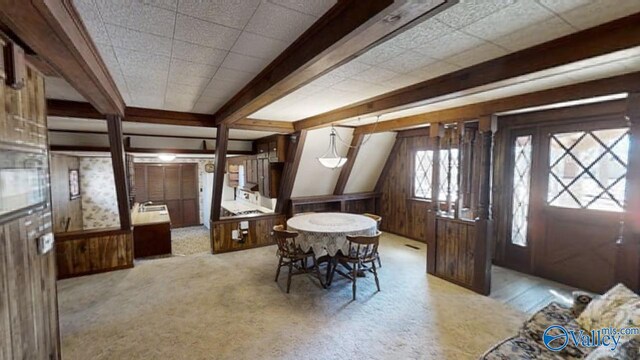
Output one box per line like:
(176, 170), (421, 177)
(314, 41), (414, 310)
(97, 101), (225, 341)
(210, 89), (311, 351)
(213, 0), (454, 126)
(0, 0), (124, 115)
(295, 12), (640, 131)
(353, 71), (640, 134)
(47, 100), (293, 132)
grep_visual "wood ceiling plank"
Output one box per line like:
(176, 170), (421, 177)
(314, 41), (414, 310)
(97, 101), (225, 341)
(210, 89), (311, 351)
(214, 0), (452, 126)
(295, 12), (640, 131)
(0, 0), (124, 115)
(353, 71), (640, 134)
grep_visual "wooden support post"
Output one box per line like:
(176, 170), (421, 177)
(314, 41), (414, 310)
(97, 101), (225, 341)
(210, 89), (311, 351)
(427, 123), (444, 274)
(211, 124), (229, 222)
(334, 132), (364, 195)
(473, 115), (497, 295)
(107, 115), (131, 230)
(276, 130), (307, 215)
(616, 93), (640, 291)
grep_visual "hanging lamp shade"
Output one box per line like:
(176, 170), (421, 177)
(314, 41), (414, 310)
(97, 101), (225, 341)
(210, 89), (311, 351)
(317, 127), (347, 169)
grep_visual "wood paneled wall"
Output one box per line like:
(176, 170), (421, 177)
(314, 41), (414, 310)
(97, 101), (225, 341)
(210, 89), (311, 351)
(55, 229), (133, 279)
(435, 218), (477, 287)
(50, 153), (83, 233)
(211, 215), (286, 253)
(289, 192), (378, 218)
(0, 52), (60, 358)
(377, 134), (431, 242)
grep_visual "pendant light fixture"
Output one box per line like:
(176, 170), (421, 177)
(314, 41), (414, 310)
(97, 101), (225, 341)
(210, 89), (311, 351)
(317, 125), (347, 169)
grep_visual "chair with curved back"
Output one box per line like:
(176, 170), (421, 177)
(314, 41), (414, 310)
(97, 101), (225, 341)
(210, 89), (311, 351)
(273, 225), (325, 293)
(329, 231), (382, 300)
(363, 213), (382, 267)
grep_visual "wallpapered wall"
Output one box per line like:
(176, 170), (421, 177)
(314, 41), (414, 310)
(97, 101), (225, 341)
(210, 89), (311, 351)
(80, 157), (120, 230)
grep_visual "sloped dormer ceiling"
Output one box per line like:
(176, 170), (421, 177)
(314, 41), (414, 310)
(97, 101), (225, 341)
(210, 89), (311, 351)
(344, 132), (396, 193)
(72, 0), (336, 113)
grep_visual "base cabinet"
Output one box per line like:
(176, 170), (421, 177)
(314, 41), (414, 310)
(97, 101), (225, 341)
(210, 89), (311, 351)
(133, 223), (172, 258)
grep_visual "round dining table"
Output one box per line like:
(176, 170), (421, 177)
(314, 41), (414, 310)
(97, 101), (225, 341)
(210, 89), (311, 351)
(286, 212), (378, 257)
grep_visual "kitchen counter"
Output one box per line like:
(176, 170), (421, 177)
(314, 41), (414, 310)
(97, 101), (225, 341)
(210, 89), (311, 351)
(131, 203), (171, 226)
(221, 200), (274, 216)
(131, 203), (172, 258)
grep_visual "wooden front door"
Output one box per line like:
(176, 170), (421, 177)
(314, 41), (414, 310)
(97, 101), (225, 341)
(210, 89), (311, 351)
(504, 118), (630, 293)
(134, 163), (200, 228)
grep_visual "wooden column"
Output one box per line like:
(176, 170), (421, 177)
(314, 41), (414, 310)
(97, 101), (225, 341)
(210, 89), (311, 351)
(334, 132), (364, 195)
(616, 93), (640, 291)
(211, 124), (229, 222)
(473, 115), (497, 295)
(276, 130), (307, 215)
(426, 123), (444, 274)
(107, 115), (131, 230)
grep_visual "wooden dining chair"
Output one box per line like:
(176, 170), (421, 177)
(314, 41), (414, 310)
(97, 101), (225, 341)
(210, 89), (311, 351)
(329, 231), (382, 300)
(363, 213), (383, 268)
(273, 225), (325, 293)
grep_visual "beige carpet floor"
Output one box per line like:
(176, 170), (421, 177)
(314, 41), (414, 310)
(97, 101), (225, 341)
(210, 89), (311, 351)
(171, 226), (211, 256)
(57, 233), (525, 360)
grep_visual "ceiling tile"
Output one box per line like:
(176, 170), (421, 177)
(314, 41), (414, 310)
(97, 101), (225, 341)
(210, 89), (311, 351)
(126, 76), (166, 97)
(289, 83), (324, 97)
(331, 61), (371, 78)
(414, 30), (485, 59)
(174, 14), (241, 50)
(231, 32), (289, 60)
(169, 58), (218, 79)
(96, 1), (176, 37)
(72, 0), (110, 44)
(377, 50), (438, 74)
(150, 0), (178, 11)
(309, 72), (345, 87)
(435, 0), (516, 29)
(177, 0), (261, 29)
(547, 0), (640, 30)
(349, 67), (399, 84)
(192, 97), (226, 114)
(114, 47), (170, 79)
(168, 71), (212, 88)
(166, 82), (206, 96)
(201, 78), (245, 99)
(493, 16), (575, 52)
(332, 79), (386, 94)
(129, 94), (165, 109)
(383, 74), (418, 91)
(462, 1), (555, 41)
(244, 2), (317, 42)
(389, 19), (453, 49)
(356, 43), (406, 66)
(220, 52), (266, 74)
(408, 61), (461, 81)
(445, 42), (508, 68)
(171, 40), (227, 66)
(106, 24), (172, 56)
(268, 0), (336, 17)
(212, 67), (256, 84)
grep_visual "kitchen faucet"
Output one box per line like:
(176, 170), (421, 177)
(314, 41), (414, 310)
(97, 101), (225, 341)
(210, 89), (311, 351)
(139, 201), (153, 212)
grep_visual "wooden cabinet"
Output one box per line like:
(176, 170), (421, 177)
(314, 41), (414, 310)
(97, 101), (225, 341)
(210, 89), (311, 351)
(257, 158), (283, 198)
(254, 134), (287, 162)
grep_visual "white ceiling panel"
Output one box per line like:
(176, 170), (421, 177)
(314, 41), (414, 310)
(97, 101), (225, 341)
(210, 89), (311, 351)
(492, 15), (575, 51)
(220, 52), (265, 74)
(170, 40), (227, 66)
(461, 1), (554, 41)
(96, 0), (176, 37)
(244, 2), (317, 42)
(539, 0), (640, 30)
(414, 30), (484, 60)
(445, 42), (508, 68)
(434, 0), (515, 29)
(177, 0), (261, 29)
(270, 0), (336, 17)
(174, 14), (241, 50)
(106, 24), (173, 56)
(230, 32), (289, 61)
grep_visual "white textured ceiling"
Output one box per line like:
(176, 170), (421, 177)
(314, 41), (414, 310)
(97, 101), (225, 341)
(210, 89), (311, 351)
(249, 0), (640, 122)
(47, 116), (275, 140)
(70, 0), (336, 113)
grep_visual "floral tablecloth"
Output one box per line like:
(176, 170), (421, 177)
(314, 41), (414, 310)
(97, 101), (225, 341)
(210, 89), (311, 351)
(286, 213), (377, 257)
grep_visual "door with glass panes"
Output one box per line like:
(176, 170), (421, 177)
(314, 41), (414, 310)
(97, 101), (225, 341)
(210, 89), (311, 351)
(505, 118), (630, 293)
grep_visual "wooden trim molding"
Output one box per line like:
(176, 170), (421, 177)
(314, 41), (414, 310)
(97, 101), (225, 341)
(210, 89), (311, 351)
(295, 13), (640, 131)
(213, 0), (453, 126)
(0, 0), (124, 114)
(49, 145), (252, 155)
(354, 71), (640, 134)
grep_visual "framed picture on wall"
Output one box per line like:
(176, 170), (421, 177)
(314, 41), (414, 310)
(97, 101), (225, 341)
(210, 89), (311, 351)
(69, 169), (80, 200)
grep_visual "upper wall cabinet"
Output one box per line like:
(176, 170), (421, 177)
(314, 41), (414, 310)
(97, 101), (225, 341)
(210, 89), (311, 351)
(255, 135), (287, 163)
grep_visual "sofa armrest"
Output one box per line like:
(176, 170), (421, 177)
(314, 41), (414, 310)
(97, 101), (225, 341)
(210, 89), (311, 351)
(571, 290), (598, 317)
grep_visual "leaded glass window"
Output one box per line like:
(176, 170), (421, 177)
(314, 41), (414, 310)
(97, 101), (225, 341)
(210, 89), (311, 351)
(438, 149), (459, 202)
(547, 128), (629, 212)
(414, 150), (433, 199)
(511, 135), (532, 247)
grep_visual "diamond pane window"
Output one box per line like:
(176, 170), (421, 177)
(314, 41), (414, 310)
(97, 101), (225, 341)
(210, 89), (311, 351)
(511, 135), (533, 247)
(414, 150), (433, 199)
(547, 128), (629, 212)
(438, 149), (459, 202)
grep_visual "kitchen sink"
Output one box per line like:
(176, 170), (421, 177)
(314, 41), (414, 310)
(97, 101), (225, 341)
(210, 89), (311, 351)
(140, 205), (166, 212)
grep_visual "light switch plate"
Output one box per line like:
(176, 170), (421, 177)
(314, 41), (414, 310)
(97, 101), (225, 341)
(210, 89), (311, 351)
(38, 232), (54, 255)
(240, 221), (249, 230)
